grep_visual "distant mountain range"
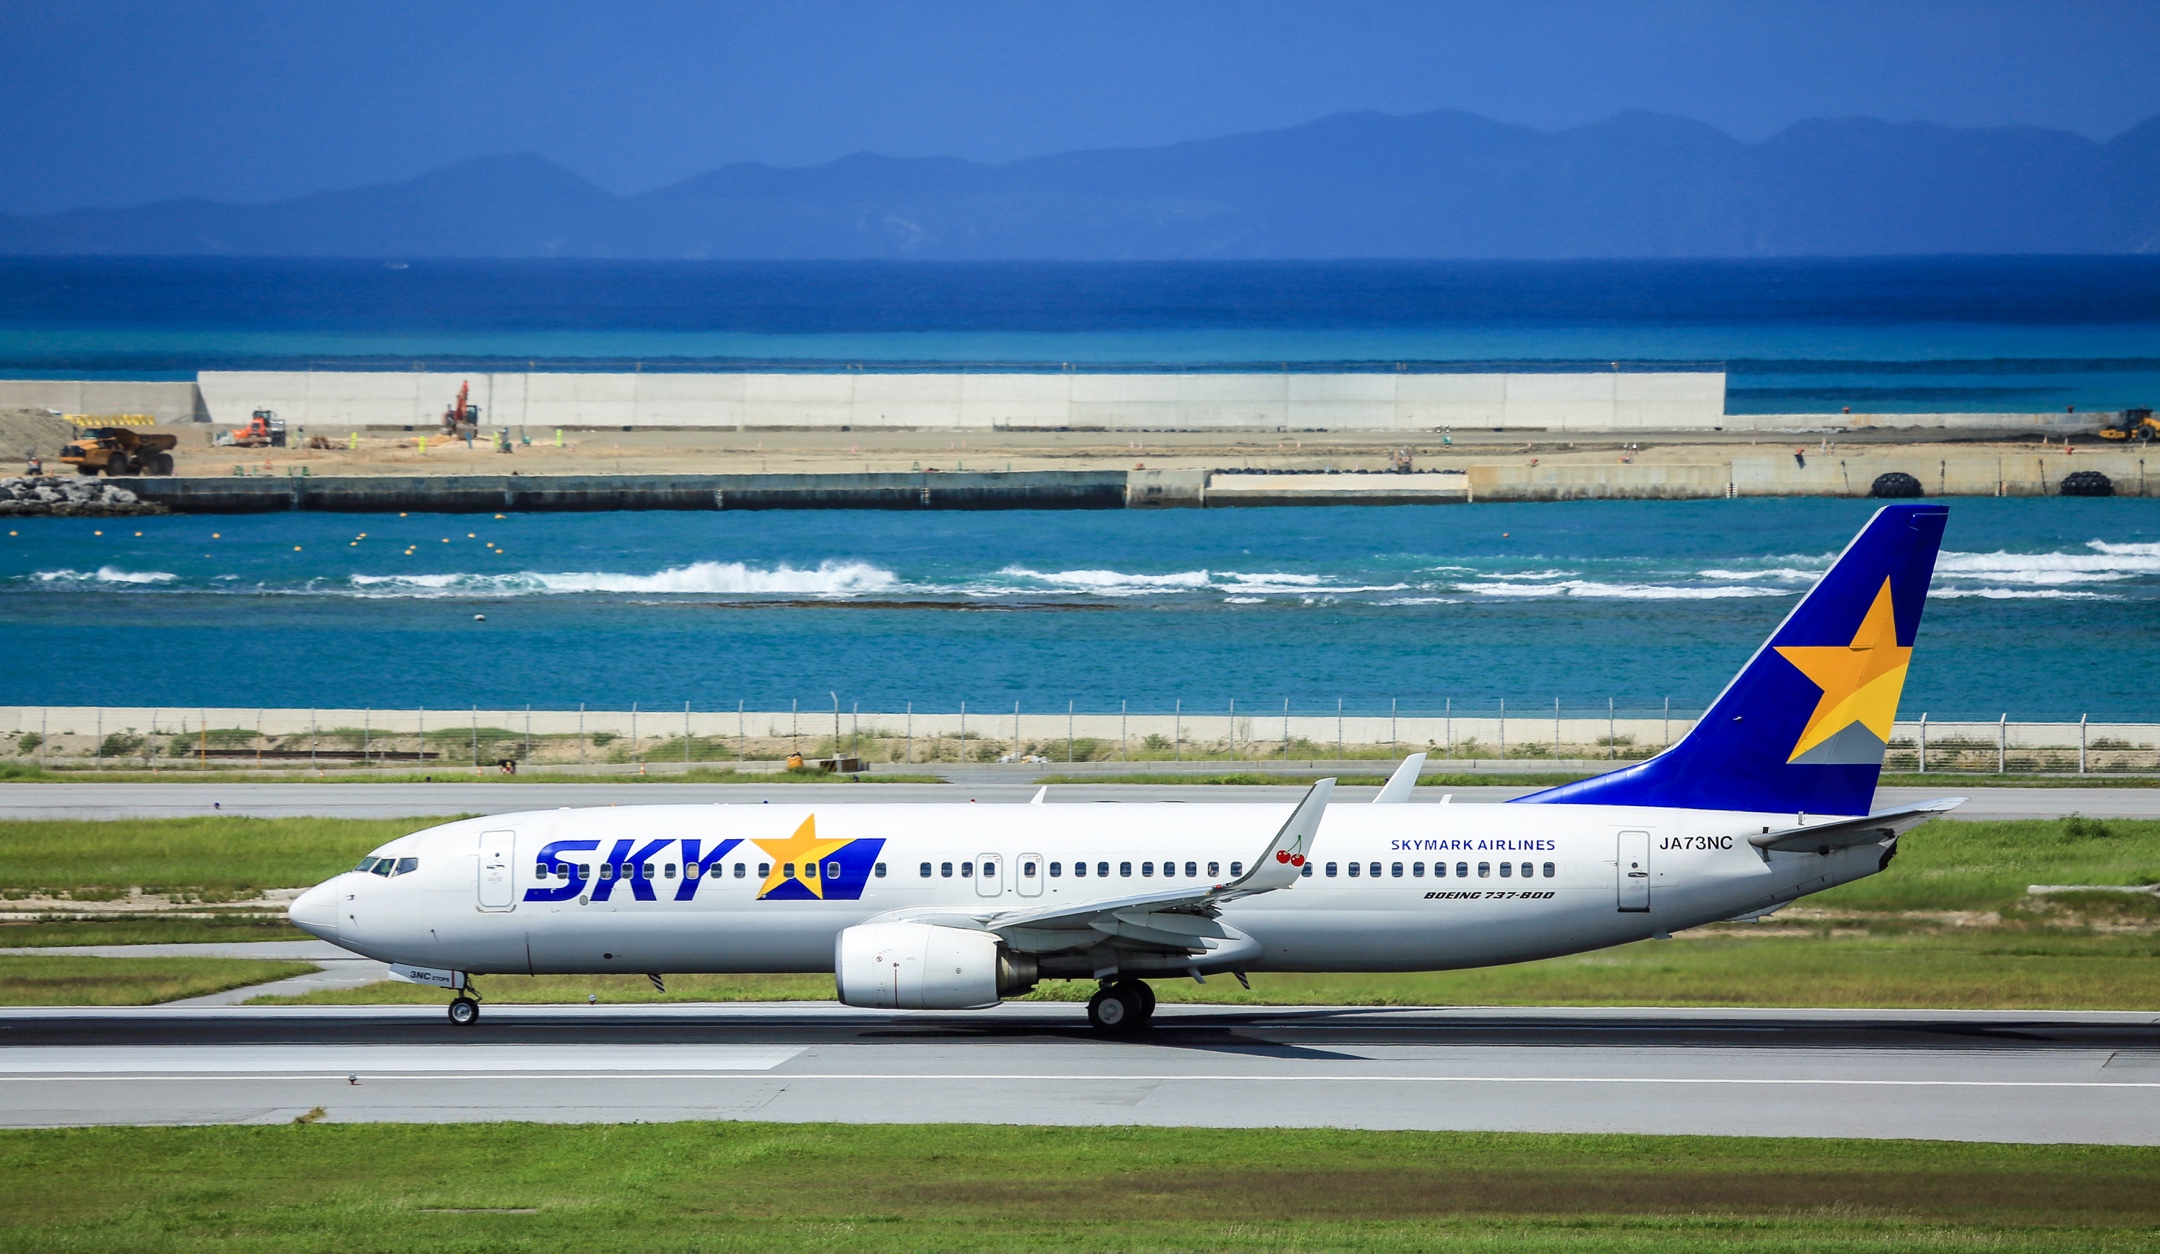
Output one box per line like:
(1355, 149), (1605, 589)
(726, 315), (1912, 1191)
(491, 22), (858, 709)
(7, 110), (2159, 258)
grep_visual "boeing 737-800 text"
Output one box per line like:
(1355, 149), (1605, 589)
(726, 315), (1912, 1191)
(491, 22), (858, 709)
(290, 505), (1958, 1031)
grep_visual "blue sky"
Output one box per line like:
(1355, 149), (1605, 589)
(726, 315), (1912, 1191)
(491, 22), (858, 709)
(3, 0), (2158, 215)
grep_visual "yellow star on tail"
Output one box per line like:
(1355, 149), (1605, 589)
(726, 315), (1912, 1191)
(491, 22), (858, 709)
(1774, 578), (1912, 764)
(753, 814), (851, 899)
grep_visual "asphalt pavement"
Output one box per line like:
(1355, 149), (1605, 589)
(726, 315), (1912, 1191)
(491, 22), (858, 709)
(1, 1002), (2154, 1141)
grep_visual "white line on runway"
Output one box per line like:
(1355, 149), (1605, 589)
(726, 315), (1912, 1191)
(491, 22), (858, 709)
(4, 1069), (2155, 1089)
(0, 1045), (803, 1073)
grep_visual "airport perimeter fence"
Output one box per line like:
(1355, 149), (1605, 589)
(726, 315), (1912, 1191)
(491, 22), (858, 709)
(3, 702), (2155, 777)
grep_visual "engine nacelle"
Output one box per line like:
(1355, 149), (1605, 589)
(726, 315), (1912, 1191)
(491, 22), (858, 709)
(834, 922), (1037, 1009)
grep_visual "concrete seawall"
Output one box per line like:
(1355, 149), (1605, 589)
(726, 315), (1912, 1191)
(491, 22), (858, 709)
(116, 448), (2154, 514)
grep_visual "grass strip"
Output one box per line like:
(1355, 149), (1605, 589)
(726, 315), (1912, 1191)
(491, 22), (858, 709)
(0, 917), (308, 947)
(0, 956), (316, 1006)
(0, 763), (946, 784)
(3, 1123), (2158, 1251)
(258, 928), (2160, 1011)
(0, 816), (452, 897)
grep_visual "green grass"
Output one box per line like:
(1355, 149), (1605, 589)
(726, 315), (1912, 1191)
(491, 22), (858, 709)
(0, 955), (316, 1006)
(1879, 771), (2160, 788)
(0, 816), (454, 897)
(0, 916), (307, 947)
(1812, 817), (2160, 912)
(3, 1123), (2158, 1251)
(259, 928), (2160, 1011)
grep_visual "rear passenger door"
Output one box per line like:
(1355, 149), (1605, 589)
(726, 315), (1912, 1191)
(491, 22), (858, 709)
(1615, 830), (1650, 912)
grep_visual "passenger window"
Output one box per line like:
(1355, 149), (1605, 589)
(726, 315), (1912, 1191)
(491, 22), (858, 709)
(686, 863), (700, 879)
(1478, 862), (1491, 878)
(1300, 862), (1312, 877)
(598, 864), (614, 880)
(734, 863), (746, 878)
(664, 864), (676, 879)
(960, 862), (973, 877)
(1049, 862), (1062, 877)
(534, 862), (548, 879)
(1391, 862), (1403, 878)
(940, 862), (953, 878)
(1499, 862), (1512, 878)
(1207, 861), (1220, 878)
(579, 864), (591, 878)
(920, 862), (933, 877)
(1326, 862), (1338, 877)
(802, 862), (817, 881)
(825, 860), (841, 880)
(1120, 862), (1132, 877)
(1022, 861), (1037, 878)
(784, 863), (796, 879)
(1544, 862), (1556, 878)
(1072, 861), (1085, 877)
(1434, 861), (1445, 877)
(1141, 862), (1154, 877)
(1456, 862), (1469, 878)
(1230, 862), (1242, 876)
(1097, 862), (1110, 877)
(758, 862), (771, 878)
(874, 862), (887, 878)
(1412, 862), (1424, 877)
(1185, 862), (1197, 877)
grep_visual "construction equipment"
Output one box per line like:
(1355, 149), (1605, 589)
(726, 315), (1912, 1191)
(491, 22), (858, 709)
(59, 427), (178, 476)
(2099, 408), (2158, 441)
(228, 408), (287, 448)
(440, 381), (481, 442)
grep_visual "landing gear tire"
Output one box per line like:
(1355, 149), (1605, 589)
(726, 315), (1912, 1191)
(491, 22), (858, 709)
(1115, 977), (1156, 1018)
(1087, 982), (1150, 1033)
(447, 996), (480, 1026)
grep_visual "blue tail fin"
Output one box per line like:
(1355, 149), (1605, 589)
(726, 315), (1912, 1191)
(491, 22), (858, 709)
(1516, 504), (1948, 816)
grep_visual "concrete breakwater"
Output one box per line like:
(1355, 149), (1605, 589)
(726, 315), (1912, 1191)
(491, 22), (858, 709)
(110, 447), (2156, 514)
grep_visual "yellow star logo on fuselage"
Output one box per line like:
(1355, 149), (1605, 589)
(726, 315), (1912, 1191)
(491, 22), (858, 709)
(1774, 578), (1912, 763)
(753, 814), (851, 899)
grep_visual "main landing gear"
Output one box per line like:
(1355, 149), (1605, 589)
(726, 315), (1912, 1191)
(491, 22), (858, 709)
(1086, 978), (1156, 1032)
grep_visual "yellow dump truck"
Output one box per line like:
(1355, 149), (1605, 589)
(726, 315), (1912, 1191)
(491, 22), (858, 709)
(59, 427), (178, 476)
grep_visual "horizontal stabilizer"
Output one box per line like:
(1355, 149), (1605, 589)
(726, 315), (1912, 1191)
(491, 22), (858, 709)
(1750, 798), (1964, 853)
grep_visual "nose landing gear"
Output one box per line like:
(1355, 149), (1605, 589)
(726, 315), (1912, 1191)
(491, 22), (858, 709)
(1085, 978), (1156, 1032)
(447, 981), (482, 1026)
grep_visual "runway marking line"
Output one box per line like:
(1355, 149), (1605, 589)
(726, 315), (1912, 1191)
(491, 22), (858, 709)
(4, 1073), (2158, 1089)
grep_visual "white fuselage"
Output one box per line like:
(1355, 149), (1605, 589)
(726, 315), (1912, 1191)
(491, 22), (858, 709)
(291, 800), (1888, 979)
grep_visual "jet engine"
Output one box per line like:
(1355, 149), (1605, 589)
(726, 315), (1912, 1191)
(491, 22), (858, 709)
(834, 922), (1037, 1009)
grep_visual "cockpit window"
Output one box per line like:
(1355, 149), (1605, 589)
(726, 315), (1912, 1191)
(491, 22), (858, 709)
(371, 860), (394, 876)
(394, 857), (419, 876)
(352, 857), (378, 873)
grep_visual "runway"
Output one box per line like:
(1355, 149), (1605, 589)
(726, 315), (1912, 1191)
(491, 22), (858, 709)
(0, 781), (2151, 820)
(3, 1003), (2155, 1142)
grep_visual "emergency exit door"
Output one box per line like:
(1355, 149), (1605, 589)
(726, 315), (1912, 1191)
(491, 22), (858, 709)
(477, 830), (517, 910)
(1616, 831), (1650, 912)
(975, 854), (1003, 897)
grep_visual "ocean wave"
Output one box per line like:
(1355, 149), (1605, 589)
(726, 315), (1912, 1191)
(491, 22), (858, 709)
(1457, 580), (1792, 600)
(1697, 567), (1825, 582)
(999, 566), (1213, 593)
(1935, 546), (2159, 585)
(2088, 541), (2160, 558)
(1930, 588), (2114, 600)
(995, 566), (1363, 596)
(348, 560), (897, 597)
(33, 566), (177, 585)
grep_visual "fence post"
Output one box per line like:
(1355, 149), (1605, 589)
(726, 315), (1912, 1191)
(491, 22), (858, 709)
(417, 706), (424, 769)
(1013, 701), (1020, 758)
(790, 698), (798, 754)
(1336, 698), (1343, 761)
(1917, 713), (1927, 773)
(1282, 698), (1290, 762)
(1067, 700), (1074, 763)
(578, 703), (585, 765)
(959, 701), (966, 757)
(1174, 699), (1182, 762)
(632, 702), (640, 768)
(739, 699), (746, 762)
(256, 708), (263, 770)
(830, 692), (841, 761)
(1998, 713), (2007, 774)
(1553, 697), (1560, 757)
(470, 705), (477, 771)
(1498, 698), (1506, 761)
(1445, 697), (1452, 761)
(685, 701), (692, 767)
(363, 708), (371, 768)
(2079, 713), (2087, 775)
(96, 707), (103, 770)
(1663, 696), (1670, 749)
(315, 708), (322, 775)
(853, 701), (860, 761)
(905, 702), (913, 765)
(1120, 699), (1127, 762)
(1609, 697), (1616, 760)
(1229, 698), (1237, 762)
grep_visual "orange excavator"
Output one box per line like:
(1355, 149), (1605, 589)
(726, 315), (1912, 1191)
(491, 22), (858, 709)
(440, 381), (481, 441)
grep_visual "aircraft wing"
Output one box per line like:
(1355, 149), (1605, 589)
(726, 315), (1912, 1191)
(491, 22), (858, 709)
(978, 778), (1334, 958)
(1749, 797), (1964, 853)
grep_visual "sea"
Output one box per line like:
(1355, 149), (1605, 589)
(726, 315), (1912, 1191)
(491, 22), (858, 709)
(1, 257), (2156, 718)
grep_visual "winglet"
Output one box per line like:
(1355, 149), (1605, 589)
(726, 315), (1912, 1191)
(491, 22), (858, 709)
(1030, 786), (1047, 805)
(1226, 778), (1334, 894)
(1373, 753), (1426, 803)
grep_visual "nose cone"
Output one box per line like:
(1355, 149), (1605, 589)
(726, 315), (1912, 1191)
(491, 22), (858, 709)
(288, 879), (341, 941)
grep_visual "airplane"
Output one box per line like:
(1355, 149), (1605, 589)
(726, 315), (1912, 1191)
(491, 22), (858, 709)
(290, 504), (1958, 1031)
